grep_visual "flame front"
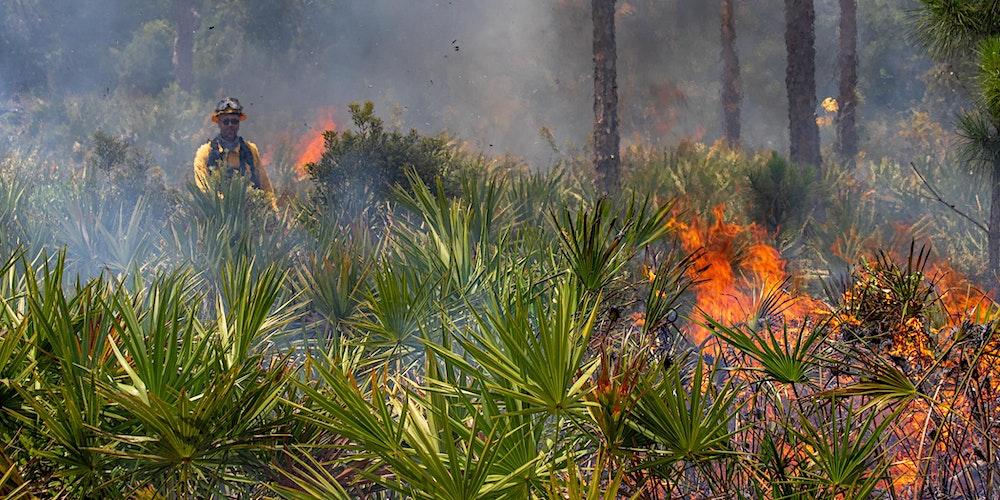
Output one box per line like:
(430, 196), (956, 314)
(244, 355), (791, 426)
(670, 205), (818, 346)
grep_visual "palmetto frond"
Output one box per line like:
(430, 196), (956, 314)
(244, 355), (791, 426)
(915, 0), (1000, 59)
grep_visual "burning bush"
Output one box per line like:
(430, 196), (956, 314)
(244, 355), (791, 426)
(832, 245), (940, 369)
(305, 101), (458, 210)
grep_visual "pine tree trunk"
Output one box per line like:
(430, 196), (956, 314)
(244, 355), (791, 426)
(784, 0), (822, 166)
(720, 0), (741, 149)
(172, 0), (198, 92)
(836, 0), (859, 165)
(990, 160), (1000, 278)
(592, 0), (621, 195)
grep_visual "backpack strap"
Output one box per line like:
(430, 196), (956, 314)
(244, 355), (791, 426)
(205, 137), (224, 172)
(237, 137), (261, 189)
(205, 136), (261, 189)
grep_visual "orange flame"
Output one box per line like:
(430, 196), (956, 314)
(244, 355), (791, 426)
(294, 109), (337, 178)
(670, 205), (820, 346)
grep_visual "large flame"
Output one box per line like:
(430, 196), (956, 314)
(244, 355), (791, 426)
(664, 205), (1000, 495)
(294, 109), (337, 178)
(670, 205), (820, 346)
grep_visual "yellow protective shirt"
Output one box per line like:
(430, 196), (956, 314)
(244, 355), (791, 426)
(193, 139), (276, 206)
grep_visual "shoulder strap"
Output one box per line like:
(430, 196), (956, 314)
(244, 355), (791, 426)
(205, 137), (224, 171)
(204, 137), (261, 189)
(238, 137), (261, 189)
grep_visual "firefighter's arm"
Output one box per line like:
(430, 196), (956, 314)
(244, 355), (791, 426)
(248, 143), (278, 209)
(193, 143), (212, 191)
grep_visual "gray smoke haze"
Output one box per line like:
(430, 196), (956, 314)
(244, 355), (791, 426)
(0, 0), (964, 172)
(0, 0), (987, 286)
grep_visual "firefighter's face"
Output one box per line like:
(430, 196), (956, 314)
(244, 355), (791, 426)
(217, 113), (241, 141)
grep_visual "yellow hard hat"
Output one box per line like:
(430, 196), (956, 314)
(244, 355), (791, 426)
(211, 97), (247, 123)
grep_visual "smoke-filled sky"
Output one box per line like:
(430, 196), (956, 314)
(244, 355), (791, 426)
(0, 0), (956, 168)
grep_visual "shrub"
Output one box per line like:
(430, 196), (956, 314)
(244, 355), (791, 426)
(306, 101), (457, 209)
(745, 152), (814, 233)
(86, 131), (169, 208)
(113, 20), (174, 95)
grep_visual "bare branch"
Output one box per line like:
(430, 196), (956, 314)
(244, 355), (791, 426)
(909, 161), (988, 234)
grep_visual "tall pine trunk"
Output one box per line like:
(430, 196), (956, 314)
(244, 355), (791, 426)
(172, 0), (198, 92)
(990, 160), (1000, 277)
(784, 0), (822, 166)
(836, 0), (859, 165)
(592, 0), (621, 195)
(720, 0), (741, 148)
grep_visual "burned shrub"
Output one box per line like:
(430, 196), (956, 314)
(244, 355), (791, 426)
(305, 101), (457, 210)
(832, 245), (940, 369)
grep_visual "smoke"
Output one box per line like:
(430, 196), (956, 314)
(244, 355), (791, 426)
(0, 0), (967, 171)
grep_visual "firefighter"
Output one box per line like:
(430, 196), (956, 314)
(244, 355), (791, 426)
(193, 97), (275, 202)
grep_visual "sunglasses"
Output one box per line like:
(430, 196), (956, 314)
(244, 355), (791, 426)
(220, 118), (240, 126)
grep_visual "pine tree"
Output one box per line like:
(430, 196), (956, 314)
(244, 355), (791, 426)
(172, 0), (198, 92)
(784, 0), (822, 166)
(917, 1), (1000, 277)
(837, 0), (859, 165)
(721, 0), (742, 149)
(592, 0), (621, 195)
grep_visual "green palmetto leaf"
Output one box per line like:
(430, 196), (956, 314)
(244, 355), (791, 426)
(394, 172), (479, 286)
(623, 194), (676, 250)
(506, 167), (566, 228)
(217, 258), (302, 368)
(816, 354), (920, 412)
(642, 249), (698, 337)
(269, 447), (351, 500)
(427, 278), (599, 418)
(105, 270), (208, 402)
(12, 252), (119, 493)
(351, 262), (436, 353)
(94, 196), (157, 275)
(544, 451), (640, 500)
(292, 353), (537, 500)
(791, 403), (895, 499)
(551, 199), (630, 295)
(551, 195), (675, 296)
(706, 316), (827, 385)
(294, 229), (374, 328)
(421, 349), (550, 497)
(171, 178), (298, 278)
(629, 356), (744, 466)
(97, 359), (291, 497)
(0, 251), (35, 431)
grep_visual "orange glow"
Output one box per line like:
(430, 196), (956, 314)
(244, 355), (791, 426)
(930, 261), (994, 323)
(891, 458), (918, 494)
(294, 109), (337, 178)
(671, 205), (820, 346)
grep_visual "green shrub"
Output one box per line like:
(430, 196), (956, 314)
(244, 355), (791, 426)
(621, 141), (755, 215)
(306, 101), (457, 209)
(745, 152), (814, 233)
(112, 20), (174, 95)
